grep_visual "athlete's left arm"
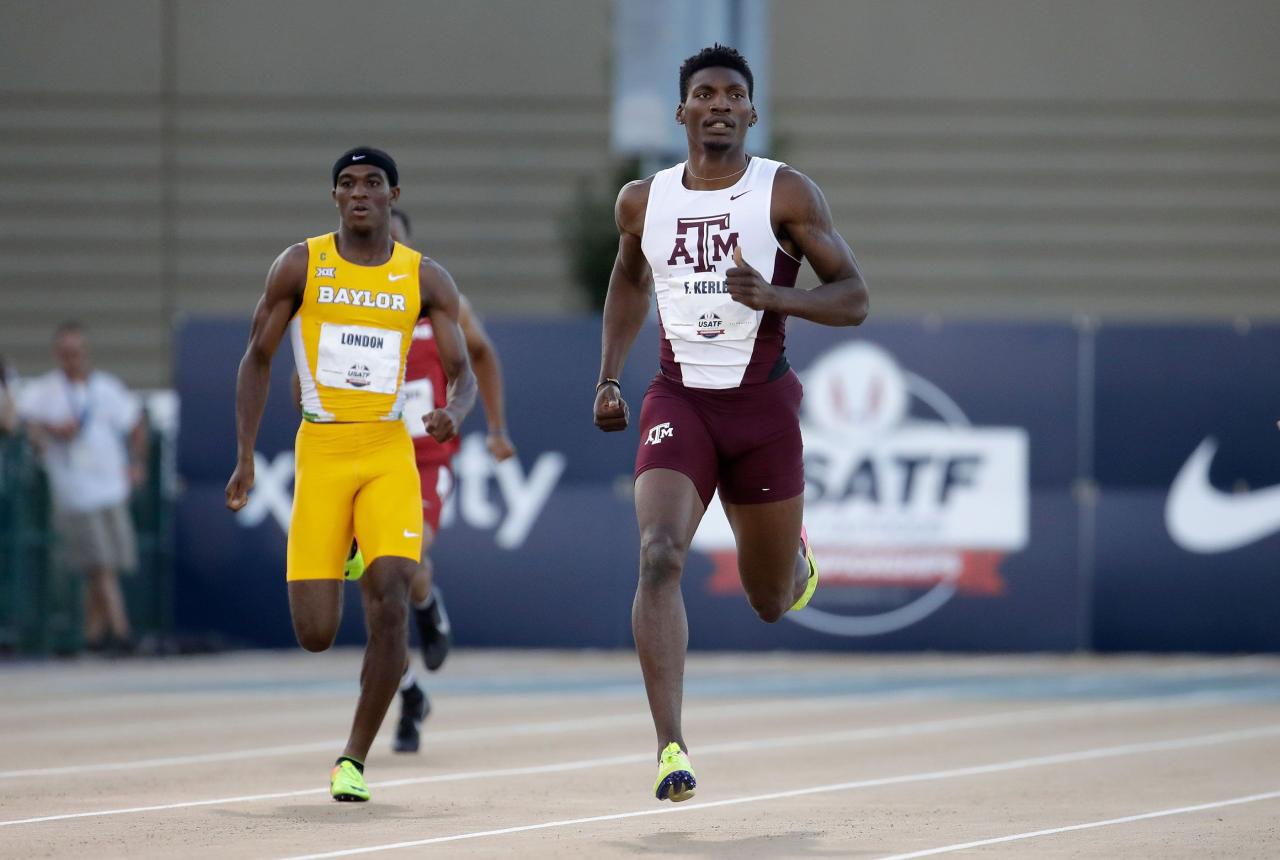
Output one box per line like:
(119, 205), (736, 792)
(419, 258), (477, 443)
(458, 296), (515, 462)
(725, 168), (869, 326)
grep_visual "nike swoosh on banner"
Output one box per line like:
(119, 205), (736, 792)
(1165, 437), (1280, 553)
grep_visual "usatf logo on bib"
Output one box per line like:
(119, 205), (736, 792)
(346, 363), (372, 388)
(697, 313), (725, 339)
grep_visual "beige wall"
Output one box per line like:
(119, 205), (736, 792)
(2, 1), (1278, 386)
(770, 0), (1280, 318)
(1, 0), (612, 387)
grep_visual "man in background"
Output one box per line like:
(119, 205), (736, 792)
(0, 356), (18, 436)
(18, 322), (147, 653)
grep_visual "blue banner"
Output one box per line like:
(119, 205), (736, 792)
(1091, 324), (1280, 652)
(175, 317), (1082, 651)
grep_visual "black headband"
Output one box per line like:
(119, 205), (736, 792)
(332, 147), (398, 187)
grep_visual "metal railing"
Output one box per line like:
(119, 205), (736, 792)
(0, 431), (173, 656)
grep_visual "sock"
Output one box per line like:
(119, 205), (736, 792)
(335, 755), (364, 773)
(399, 666), (417, 692)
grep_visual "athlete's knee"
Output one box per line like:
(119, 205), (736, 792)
(638, 530), (687, 588)
(293, 618), (338, 652)
(745, 586), (791, 624)
(363, 573), (410, 634)
(367, 595), (407, 637)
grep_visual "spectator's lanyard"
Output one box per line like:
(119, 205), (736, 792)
(61, 375), (92, 435)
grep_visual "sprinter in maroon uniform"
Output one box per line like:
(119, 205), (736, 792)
(594, 44), (869, 802)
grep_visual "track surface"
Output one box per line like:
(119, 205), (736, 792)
(2, 650), (1279, 858)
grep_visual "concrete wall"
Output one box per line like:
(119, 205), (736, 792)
(1, 0), (612, 387)
(771, 0), (1280, 318)
(2, 0), (1277, 386)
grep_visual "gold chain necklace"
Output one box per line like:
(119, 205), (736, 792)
(685, 160), (749, 182)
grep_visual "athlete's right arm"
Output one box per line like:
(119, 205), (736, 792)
(595, 178), (653, 433)
(225, 243), (306, 512)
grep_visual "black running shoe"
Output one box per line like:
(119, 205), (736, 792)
(415, 586), (452, 672)
(392, 683), (430, 753)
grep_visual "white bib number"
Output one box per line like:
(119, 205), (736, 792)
(315, 323), (403, 394)
(663, 273), (759, 342)
(401, 377), (435, 438)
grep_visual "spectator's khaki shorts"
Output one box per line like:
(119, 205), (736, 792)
(56, 503), (139, 573)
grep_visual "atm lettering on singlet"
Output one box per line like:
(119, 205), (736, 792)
(667, 214), (737, 273)
(316, 285), (408, 312)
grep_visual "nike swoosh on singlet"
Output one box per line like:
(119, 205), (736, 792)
(1165, 437), (1280, 553)
(388, 273), (410, 281)
(730, 191), (752, 201)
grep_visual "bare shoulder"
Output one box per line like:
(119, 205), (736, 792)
(418, 255), (461, 311)
(773, 165), (826, 214)
(615, 176), (654, 236)
(276, 241), (309, 272)
(266, 241), (309, 295)
(418, 254), (459, 285)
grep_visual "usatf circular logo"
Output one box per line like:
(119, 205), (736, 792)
(696, 313), (725, 339)
(346, 363), (372, 388)
(693, 341), (1029, 637)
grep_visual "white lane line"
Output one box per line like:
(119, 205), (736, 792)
(12, 658), (1277, 779)
(0, 688), (953, 780)
(876, 789), (1280, 859)
(0, 692), (1255, 828)
(274, 724), (1280, 859)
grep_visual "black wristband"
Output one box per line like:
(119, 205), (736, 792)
(596, 378), (621, 393)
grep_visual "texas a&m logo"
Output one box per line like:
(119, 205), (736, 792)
(668, 214), (738, 273)
(644, 422), (675, 445)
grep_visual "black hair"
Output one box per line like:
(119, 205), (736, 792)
(390, 207), (412, 237)
(54, 320), (84, 339)
(678, 43), (754, 102)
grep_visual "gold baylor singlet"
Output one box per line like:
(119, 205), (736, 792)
(291, 232), (422, 423)
(286, 232), (426, 580)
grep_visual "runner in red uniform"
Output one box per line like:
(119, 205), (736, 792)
(386, 207), (516, 752)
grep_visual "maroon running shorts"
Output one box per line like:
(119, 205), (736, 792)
(634, 370), (804, 507)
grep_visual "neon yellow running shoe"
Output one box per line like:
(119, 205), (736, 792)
(343, 545), (366, 582)
(330, 759), (370, 802)
(653, 742), (696, 802)
(790, 525), (819, 612)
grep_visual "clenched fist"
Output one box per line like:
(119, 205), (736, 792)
(594, 382), (629, 432)
(424, 408), (459, 443)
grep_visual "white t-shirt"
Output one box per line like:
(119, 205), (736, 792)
(17, 370), (141, 513)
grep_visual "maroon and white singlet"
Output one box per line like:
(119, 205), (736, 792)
(402, 319), (458, 532)
(634, 156), (805, 506)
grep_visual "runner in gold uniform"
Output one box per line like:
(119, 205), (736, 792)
(225, 147), (476, 801)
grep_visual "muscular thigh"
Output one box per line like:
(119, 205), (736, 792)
(716, 371), (805, 505)
(354, 425), (423, 567)
(722, 493), (804, 591)
(288, 426), (361, 581)
(634, 374), (719, 509)
(416, 460), (453, 537)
